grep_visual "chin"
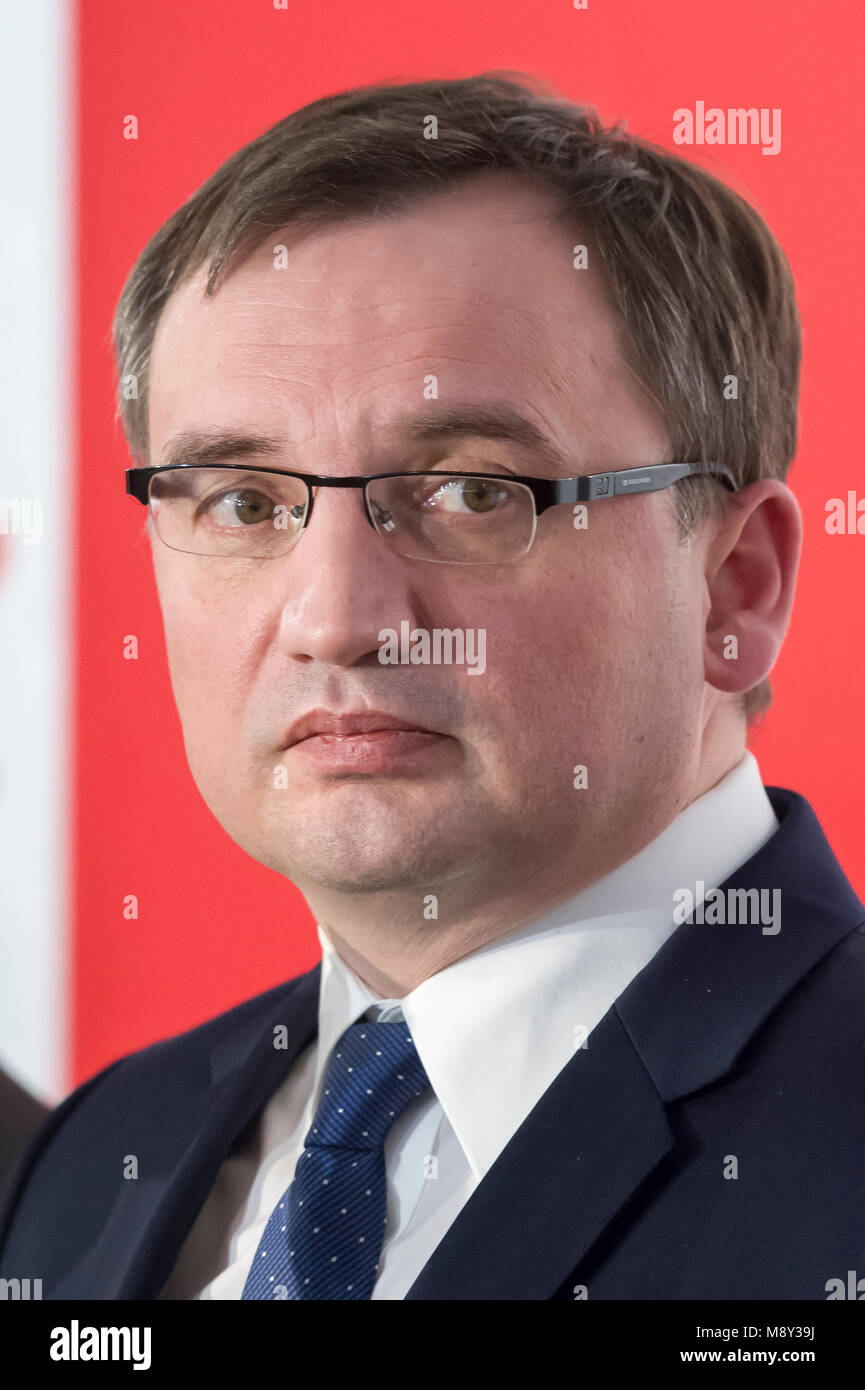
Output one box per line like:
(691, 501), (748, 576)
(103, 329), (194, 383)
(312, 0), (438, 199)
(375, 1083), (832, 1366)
(278, 830), (469, 895)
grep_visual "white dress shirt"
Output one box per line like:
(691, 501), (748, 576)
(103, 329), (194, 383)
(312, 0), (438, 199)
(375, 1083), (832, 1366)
(158, 750), (778, 1300)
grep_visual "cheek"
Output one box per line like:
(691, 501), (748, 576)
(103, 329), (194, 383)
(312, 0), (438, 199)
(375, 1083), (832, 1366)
(457, 563), (637, 766)
(499, 517), (691, 719)
(154, 563), (261, 739)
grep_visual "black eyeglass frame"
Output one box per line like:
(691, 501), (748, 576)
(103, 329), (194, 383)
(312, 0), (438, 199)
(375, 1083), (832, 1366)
(126, 460), (739, 526)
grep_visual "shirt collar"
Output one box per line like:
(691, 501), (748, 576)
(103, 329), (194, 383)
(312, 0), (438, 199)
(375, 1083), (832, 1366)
(311, 750), (778, 1179)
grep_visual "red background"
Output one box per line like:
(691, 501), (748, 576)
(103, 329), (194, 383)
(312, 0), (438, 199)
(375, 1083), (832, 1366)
(73, 0), (865, 1087)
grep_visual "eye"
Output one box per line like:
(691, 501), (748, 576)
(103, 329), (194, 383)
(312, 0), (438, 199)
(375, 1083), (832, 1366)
(197, 487), (277, 527)
(422, 476), (511, 515)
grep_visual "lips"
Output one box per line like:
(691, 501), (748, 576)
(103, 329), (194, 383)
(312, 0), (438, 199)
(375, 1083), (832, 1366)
(283, 708), (440, 749)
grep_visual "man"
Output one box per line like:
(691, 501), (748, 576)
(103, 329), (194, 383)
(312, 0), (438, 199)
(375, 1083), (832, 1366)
(1, 72), (862, 1301)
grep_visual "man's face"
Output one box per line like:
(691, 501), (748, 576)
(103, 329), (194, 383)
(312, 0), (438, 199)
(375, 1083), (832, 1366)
(147, 172), (710, 908)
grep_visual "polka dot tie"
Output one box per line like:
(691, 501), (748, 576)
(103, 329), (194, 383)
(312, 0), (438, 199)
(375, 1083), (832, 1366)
(241, 1019), (430, 1299)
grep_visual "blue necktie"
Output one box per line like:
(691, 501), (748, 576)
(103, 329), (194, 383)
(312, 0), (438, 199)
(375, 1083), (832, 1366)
(241, 1018), (430, 1299)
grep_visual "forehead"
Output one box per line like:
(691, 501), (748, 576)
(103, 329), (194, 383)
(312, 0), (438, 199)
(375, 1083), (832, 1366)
(147, 172), (666, 464)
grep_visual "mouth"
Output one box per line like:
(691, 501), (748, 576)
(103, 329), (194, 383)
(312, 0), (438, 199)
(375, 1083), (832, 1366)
(282, 709), (452, 775)
(283, 709), (440, 748)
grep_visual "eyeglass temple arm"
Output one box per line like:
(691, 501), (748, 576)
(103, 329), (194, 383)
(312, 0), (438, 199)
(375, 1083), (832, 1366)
(554, 462), (737, 505)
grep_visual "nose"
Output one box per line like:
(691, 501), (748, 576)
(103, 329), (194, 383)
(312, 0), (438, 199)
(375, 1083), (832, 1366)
(273, 480), (430, 668)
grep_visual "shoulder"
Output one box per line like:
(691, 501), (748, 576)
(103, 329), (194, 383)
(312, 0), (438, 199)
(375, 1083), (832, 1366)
(0, 964), (319, 1251)
(782, 918), (865, 1032)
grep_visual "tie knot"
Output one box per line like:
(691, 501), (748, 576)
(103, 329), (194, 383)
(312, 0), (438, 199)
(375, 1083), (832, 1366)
(309, 1019), (430, 1151)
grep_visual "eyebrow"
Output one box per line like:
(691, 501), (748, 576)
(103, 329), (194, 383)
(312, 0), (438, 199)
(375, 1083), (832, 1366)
(162, 431), (285, 470)
(160, 406), (571, 474)
(384, 405), (571, 472)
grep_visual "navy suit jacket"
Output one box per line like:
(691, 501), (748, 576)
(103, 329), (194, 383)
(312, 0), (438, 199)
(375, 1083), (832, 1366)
(1, 785), (864, 1300)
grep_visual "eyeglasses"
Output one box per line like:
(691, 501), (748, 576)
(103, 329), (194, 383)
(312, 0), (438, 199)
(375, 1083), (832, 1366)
(125, 459), (739, 565)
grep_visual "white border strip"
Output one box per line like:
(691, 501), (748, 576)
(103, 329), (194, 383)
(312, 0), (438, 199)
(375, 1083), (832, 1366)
(0, 0), (72, 1104)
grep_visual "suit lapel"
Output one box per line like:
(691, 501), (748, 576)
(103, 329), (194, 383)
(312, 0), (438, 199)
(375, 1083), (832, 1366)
(405, 1005), (674, 1299)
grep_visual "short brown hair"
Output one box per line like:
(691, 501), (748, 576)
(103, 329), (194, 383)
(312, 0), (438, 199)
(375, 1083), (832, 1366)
(113, 71), (801, 723)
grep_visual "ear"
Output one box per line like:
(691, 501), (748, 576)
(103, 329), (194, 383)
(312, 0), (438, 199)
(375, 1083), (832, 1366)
(702, 478), (802, 696)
